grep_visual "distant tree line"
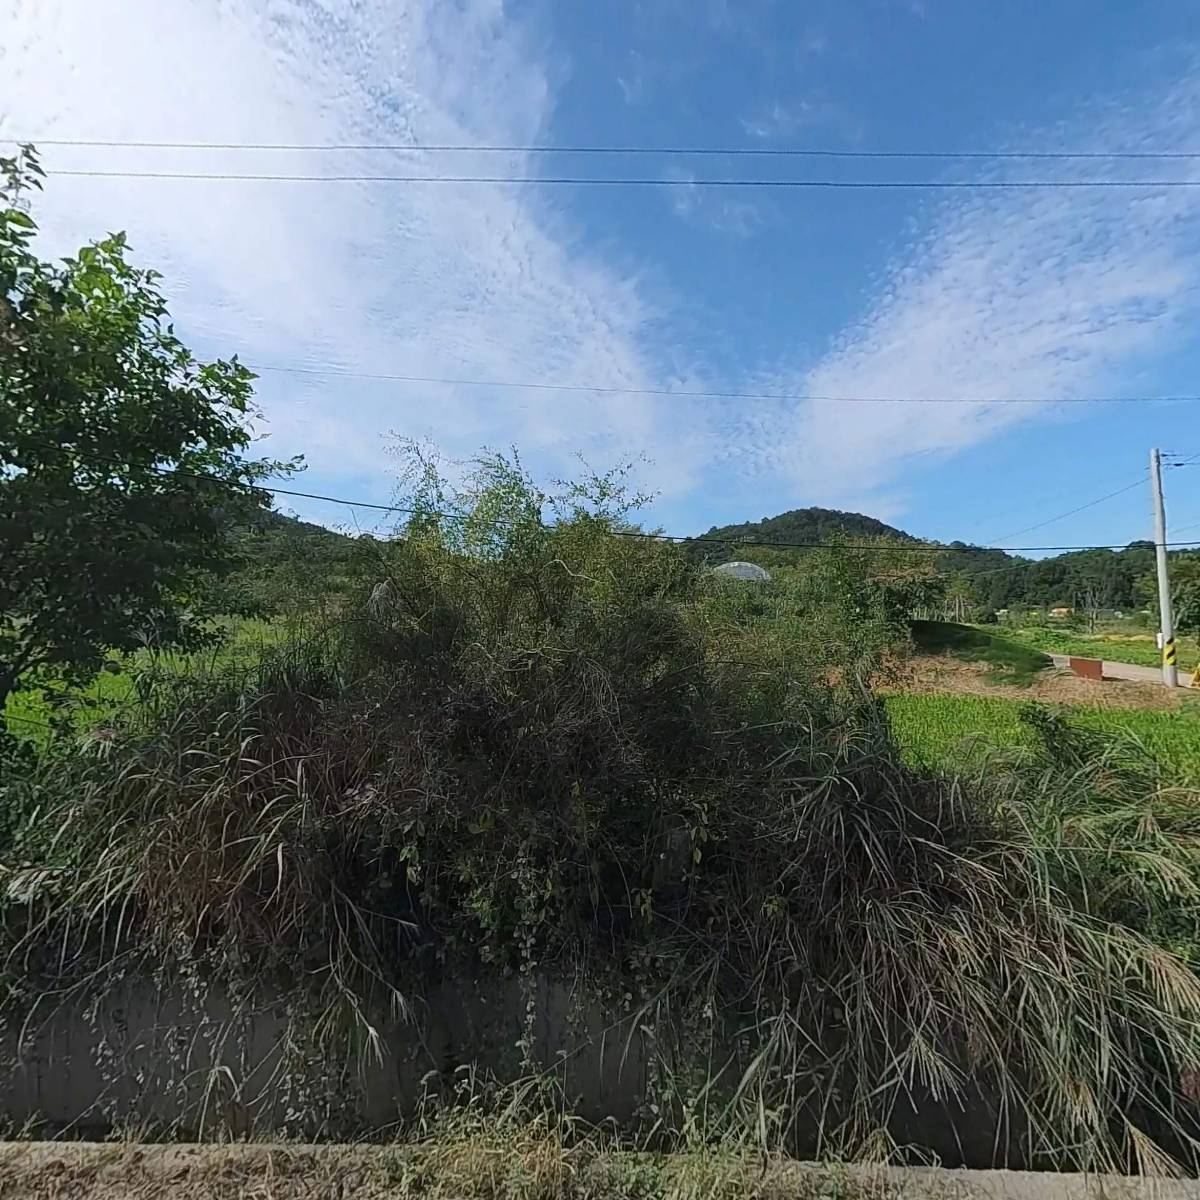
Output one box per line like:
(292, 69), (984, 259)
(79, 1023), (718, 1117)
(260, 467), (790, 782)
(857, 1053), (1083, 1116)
(694, 508), (1190, 618)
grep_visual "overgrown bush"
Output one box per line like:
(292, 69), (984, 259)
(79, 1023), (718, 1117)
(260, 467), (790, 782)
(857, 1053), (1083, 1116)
(984, 704), (1200, 963)
(4, 453), (1200, 1172)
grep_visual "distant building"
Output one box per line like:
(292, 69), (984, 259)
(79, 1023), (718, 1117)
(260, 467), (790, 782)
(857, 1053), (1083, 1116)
(712, 561), (771, 583)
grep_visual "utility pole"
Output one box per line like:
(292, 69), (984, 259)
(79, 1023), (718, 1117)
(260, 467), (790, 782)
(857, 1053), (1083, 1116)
(1150, 448), (1178, 688)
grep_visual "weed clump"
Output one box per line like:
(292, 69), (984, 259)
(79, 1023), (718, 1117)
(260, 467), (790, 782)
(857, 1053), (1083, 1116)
(4, 452), (1200, 1173)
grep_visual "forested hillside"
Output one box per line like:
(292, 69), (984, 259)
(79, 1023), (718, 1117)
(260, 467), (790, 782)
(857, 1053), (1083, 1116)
(248, 501), (1172, 616)
(694, 505), (1176, 612)
(230, 509), (358, 612)
(695, 505), (914, 552)
(235, 503), (1180, 620)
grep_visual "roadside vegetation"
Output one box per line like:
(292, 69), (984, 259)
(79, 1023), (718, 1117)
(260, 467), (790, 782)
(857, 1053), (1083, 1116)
(7, 448), (1200, 1171)
(1000, 623), (1200, 672)
(909, 619), (1051, 685)
(3, 617), (283, 743)
(6, 146), (1200, 1177)
(0, 1137), (911, 1200)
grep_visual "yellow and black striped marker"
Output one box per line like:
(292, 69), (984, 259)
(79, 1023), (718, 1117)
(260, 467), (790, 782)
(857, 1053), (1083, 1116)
(1164, 638), (1177, 667)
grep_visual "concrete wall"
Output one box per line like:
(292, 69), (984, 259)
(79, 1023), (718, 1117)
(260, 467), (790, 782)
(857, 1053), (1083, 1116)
(0, 974), (1096, 1169)
(0, 974), (651, 1140)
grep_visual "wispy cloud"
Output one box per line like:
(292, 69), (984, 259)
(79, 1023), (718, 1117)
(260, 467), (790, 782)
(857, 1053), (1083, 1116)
(800, 27), (829, 56)
(668, 173), (764, 237)
(741, 97), (859, 142)
(4, 2), (1200, 535)
(0, 0), (715, 516)
(744, 64), (1200, 513)
(616, 50), (646, 105)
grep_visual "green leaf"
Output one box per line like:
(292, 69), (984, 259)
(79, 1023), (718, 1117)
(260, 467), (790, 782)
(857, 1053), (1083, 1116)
(0, 166), (293, 701)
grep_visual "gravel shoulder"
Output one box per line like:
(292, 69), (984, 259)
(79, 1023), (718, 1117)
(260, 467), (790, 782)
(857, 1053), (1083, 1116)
(1, 1143), (1198, 1200)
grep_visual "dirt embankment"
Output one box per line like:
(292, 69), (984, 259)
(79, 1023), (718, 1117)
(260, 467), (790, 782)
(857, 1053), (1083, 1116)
(885, 656), (1197, 712)
(1, 1143), (1196, 1200)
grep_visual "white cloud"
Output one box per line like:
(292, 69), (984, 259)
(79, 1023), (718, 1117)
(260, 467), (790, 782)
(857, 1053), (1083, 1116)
(616, 51), (646, 106)
(801, 28), (829, 56)
(0, 0), (715, 513)
(4, 3), (1200, 533)
(741, 97), (856, 141)
(667, 173), (764, 238)
(744, 68), (1200, 512)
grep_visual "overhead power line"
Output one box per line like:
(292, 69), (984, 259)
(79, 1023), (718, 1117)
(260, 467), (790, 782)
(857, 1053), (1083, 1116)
(19, 137), (1200, 161)
(157, 471), (1200, 553)
(24, 441), (1197, 557)
(45, 168), (1200, 189)
(987, 450), (1198, 544)
(249, 362), (1200, 406)
(990, 476), (1149, 542)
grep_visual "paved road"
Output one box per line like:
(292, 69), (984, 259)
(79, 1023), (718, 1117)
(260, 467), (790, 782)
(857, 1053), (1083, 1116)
(1048, 652), (1192, 688)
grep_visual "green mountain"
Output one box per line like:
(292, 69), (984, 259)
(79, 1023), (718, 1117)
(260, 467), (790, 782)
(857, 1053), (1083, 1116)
(248, 504), (1169, 616)
(230, 509), (357, 612)
(690, 506), (1167, 611)
(244, 507), (356, 545)
(694, 506), (914, 554)
(694, 506), (1017, 584)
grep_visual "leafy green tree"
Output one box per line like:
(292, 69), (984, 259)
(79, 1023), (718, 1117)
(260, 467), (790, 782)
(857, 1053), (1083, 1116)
(707, 536), (945, 679)
(0, 145), (293, 711)
(943, 573), (974, 623)
(1136, 556), (1200, 658)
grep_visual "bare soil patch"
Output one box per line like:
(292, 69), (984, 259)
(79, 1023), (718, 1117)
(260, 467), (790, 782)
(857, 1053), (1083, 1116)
(885, 657), (1195, 712)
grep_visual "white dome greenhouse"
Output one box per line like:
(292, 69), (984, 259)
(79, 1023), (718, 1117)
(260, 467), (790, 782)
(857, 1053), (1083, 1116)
(711, 561), (771, 583)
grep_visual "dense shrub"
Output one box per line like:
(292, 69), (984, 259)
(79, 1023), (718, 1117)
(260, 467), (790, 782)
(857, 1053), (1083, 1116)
(4, 453), (1200, 1171)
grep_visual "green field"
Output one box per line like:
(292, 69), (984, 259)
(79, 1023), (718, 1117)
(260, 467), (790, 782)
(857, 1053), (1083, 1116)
(4, 618), (281, 742)
(13, 616), (1200, 785)
(999, 623), (1199, 671)
(5, 665), (133, 737)
(885, 691), (1200, 780)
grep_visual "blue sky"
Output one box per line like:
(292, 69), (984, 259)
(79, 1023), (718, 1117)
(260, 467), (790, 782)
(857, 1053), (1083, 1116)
(4, 0), (1200, 552)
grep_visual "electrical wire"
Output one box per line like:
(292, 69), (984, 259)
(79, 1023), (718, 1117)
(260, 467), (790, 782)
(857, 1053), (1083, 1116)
(19, 442), (1199, 557)
(988, 477), (1149, 542)
(247, 362), (1200, 406)
(137, 470), (1200, 552)
(135, 471), (1200, 552)
(18, 137), (1200, 161)
(44, 168), (1200, 188)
